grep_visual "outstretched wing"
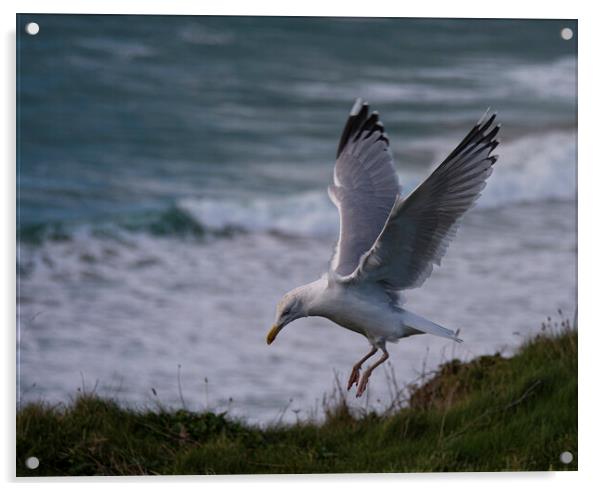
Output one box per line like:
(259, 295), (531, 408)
(329, 99), (400, 276)
(342, 111), (500, 291)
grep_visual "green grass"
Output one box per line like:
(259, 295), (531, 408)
(17, 321), (577, 475)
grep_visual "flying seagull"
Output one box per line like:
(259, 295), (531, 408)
(267, 99), (500, 397)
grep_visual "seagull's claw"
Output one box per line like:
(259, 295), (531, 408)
(347, 366), (361, 390)
(356, 372), (371, 397)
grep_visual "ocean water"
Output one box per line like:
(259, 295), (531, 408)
(17, 15), (577, 423)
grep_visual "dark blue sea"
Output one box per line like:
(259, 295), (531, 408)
(17, 15), (577, 423)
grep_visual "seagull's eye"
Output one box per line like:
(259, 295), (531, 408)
(282, 308), (291, 317)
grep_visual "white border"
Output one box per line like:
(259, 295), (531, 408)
(3, 1), (600, 489)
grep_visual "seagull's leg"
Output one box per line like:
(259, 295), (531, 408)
(356, 347), (389, 398)
(347, 346), (378, 390)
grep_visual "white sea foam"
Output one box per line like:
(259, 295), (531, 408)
(179, 192), (339, 238)
(178, 24), (235, 46)
(175, 130), (576, 238)
(76, 38), (156, 61)
(286, 56), (576, 106)
(504, 56), (576, 100)
(481, 130), (576, 206)
(17, 199), (577, 423)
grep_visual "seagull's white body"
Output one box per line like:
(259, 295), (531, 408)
(268, 99), (500, 396)
(294, 275), (456, 346)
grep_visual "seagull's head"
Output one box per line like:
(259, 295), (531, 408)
(266, 288), (310, 345)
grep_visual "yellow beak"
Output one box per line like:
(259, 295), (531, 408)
(266, 324), (282, 345)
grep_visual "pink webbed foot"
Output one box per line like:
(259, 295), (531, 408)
(347, 366), (361, 390)
(356, 371), (372, 397)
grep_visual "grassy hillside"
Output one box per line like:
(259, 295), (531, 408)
(17, 322), (577, 475)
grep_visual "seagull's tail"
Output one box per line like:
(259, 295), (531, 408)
(402, 310), (463, 343)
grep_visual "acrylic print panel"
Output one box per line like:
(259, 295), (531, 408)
(16, 14), (577, 476)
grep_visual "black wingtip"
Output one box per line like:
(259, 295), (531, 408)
(479, 113), (496, 133)
(337, 99), (389, 158)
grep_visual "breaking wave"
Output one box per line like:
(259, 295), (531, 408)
(19, 130), (575, 247)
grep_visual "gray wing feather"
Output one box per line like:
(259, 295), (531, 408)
(329, 99), (400, 276)
(346, 111), (500, 291)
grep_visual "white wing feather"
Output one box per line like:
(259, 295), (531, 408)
(328, 99), (400, 276)
(340, 111), (500, 292)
